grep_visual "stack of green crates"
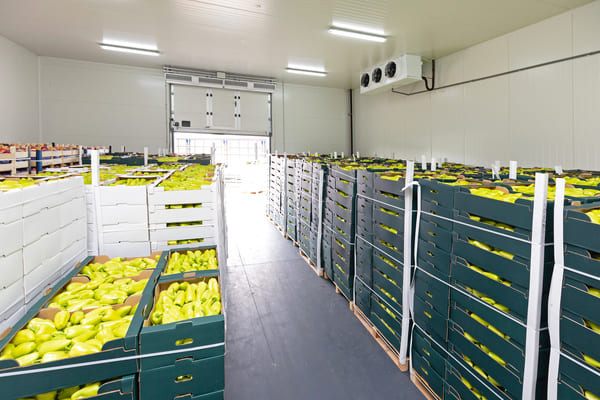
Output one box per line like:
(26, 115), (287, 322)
(554, 202), (600, 399)
(446, 185), (554, 400)
(329, 165), (357, 301)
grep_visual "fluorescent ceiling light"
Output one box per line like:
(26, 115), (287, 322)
(286, 67), (327, 77)
(99, 42), (160, 56)
(328, 27), (386, 43)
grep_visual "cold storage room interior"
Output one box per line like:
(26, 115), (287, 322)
(0, 1), (599, 399)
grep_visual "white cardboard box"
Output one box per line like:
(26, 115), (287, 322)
(149, 225), (217, 242)
(151, 237), (218, 252)
(0, 219), (23, 256)
(0, 249), (23, 290)
(0, 278), (24, 320)
(148, 184), (217, 206)
(99, 185), (148, 206)
(22, 208), (55, 246)
(148, 206), (217, 225)
(100, 204), (148, 226)
(101, 222), (149, 243)
(59, 218), (86, 251)
(102, 242), (151, 258)
(0, 189), (23, 224)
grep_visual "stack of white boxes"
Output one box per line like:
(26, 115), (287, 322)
(97, 182), (151, 257)
(22, 177), (87, 305)
(0, 177), (87, 331)
(0, 189), (25, 326)
(147, 169), (221, 252)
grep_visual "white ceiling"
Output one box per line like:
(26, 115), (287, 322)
(0, 0), (593, 88)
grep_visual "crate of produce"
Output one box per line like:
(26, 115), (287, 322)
(355, 240), (372, 287)
(414, 268), (450, 316)
(333, 268), (352, 300)
(372, 263), (402, 310)
(332, 211), (354, 239)
(373, 221), (404, 259)
(414, 294), (448, 344)
(417, 239), (451, 279)
(335, 175), (356, 197)
(452, 233), (553, 291)
(357, 196), (374, 221)
(354, 278), (371, 316)
(453, 185), (554, 237)
(159, 246), (219, 281)
(557, 354), (600, 400)
(322, 239), (333, 279)
(139, 273), (224, 371)
(373, 173), (408, 210)
(448, 317), (549, 399)
(412, 327), (447, 379)
(558, 269), (600, 370)
(0, 295), (146, 399)
(149, 203), (217, 225)
(451, 254), (546, 325)
(369, 293), (402, 353)
(332, 188), (354, 210)
(411, 347), (445, 400)
(420, 200), (453, 231)
(25, 375), (139, 400)
(418, 215), (452, 253)
(564, 202), (600, 255)
(330, 165), (357, 182)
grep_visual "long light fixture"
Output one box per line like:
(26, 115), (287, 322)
(328, 27), (386, 43)
(286, 67), (327, 77)
(99, 42), (160, 56)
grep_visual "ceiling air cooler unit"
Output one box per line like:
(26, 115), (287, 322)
(359, 54), (422, 95)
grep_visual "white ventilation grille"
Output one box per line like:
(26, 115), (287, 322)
(164, 66), (276, 93)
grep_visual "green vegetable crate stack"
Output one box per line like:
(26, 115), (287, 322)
(0, 245), (225, 400)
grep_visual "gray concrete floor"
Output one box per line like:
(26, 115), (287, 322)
(223, 186), (424, 400)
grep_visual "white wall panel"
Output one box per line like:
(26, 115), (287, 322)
(435, 51), (464, 87)
(431, 86), (465, 163)
(507, 12), (572, 70)
(572, 0), (600, 54)
(0, 35), (39, 143)
(463, 77), (510, 167)
(508, 62), (573, 168)
(573, 54), (600, 170)
(354, 1), (600, 169)
(463, 36), (509, 80)
(40, 57), (166, 153)
(400, 93), (432, 161)
(282, 83), (349, 155)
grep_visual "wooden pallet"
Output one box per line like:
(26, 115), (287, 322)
(299, 248), (323, 277)
(411, 369), (441, 400)
(352, 305), (408, 372)
(334, 282), (351, 302)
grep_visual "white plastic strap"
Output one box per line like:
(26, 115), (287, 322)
(522, 173), (548, 400)
(547, 178), (565, 400)
(400, 161), (415, 364)
(316, 169), (325, 275)
(430, 158), (436, 172)
(143, 147), (149, 166)
(90, 150), (100, 187)
(0, 342), (225, 378)
(421, 155), (427, 170)
(509, 161), (518, 180)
